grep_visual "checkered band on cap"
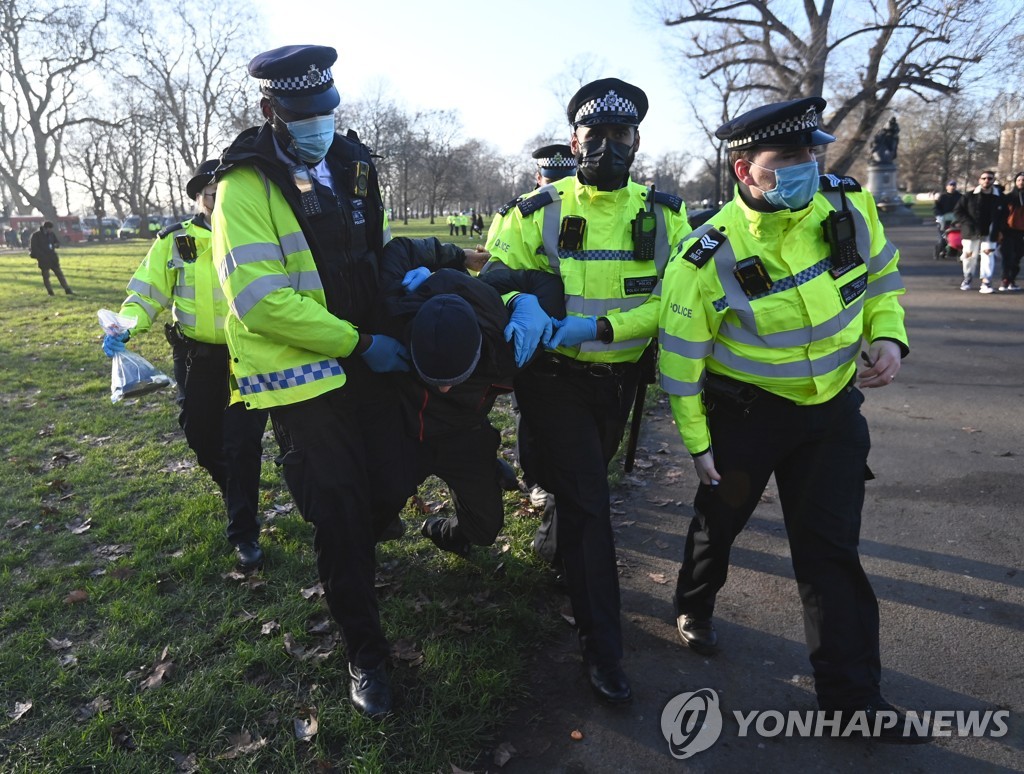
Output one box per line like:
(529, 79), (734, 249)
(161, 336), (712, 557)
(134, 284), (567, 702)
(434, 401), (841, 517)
(573, 90), (638, 124)
(257, 63), (333, 94)
(727, 106), (820, 149)
(536, 152), (576, 169)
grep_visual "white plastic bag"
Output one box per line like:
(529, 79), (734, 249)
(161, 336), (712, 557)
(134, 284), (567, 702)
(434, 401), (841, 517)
(97, 308), (175, 403)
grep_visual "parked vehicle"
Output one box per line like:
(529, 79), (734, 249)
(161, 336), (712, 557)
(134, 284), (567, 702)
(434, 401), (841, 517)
(82, 216), (121, 241)
(5, 215), (86, 244)
(117, 215), (163, 239)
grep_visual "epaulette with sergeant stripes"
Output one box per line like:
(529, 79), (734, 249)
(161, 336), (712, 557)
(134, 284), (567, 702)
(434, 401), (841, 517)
(679, 226), (727, 269)
(819, 174), (862, 193)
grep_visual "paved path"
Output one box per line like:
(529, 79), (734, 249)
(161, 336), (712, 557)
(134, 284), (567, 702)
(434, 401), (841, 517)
(498, 223), (1024, 773)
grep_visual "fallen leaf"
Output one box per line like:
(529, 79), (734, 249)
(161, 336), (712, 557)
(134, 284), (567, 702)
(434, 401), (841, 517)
(171, 751), (200, 773)
(8, 700), (32, 721)
(59, 653), (78, 668)
(139, 647), (175, 690)
(221, 730), (267, 759)
(283, 633), (304, 659)
(655, 540), (670, 550)
(223, 571), (246, 582)
(75, 696), (111, 722)
(493, 741), (516, 766)
(633, 458), (654, 469)
(260, 620), (279, 636)
(570, 729), (584, 741)
(306, 617), (332, 635)
(66, 517), (92, 534)
(300, 583), (324, 600)
(46, 637), (73, 650)
(389, 638), (424, 666)
(648, 572), (668, 584)
(5, 518), (31, 530)
(961, 426), (980, 434)
(158, 459), (197, 473)
(63, 589), (88, 604)
(109, 722), (136, 750)
(293, 708), (319, 742)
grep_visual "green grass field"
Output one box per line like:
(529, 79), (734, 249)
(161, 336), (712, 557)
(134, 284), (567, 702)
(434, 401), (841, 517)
(0, 223), (560, 772)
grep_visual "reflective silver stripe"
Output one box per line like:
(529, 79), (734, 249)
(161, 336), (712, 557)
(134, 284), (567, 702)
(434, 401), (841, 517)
(821, 190), (871, 260)
(869, 240), (898, 274)
(219, 242), (286, 284)
(659, 328), (713, 359)
(212, 285), (226, 300)
(715, 339), (862, 379)
(213, 314), (226, 330)
(382, 223), (393, 244)
(478, 259), (504, 275)
(719, 300), (863, 348)
(660, 370), (705, 397)
(578, 336), (649, 354)
(539, 186), (562, 274)
(649, 186), (672, 274)
(231, 273), (291, 319)
(565, 295), (647, 316)
(289, 269), (323, 292)
(865, 271), (904, 298)
(710, 232), (759, 333)
(174, 309), (197, 326)
(279, 230), (309, 258)
(175, 285), (196, 300)
(126, 278), (170, 309)
(123, 295), (158, 322)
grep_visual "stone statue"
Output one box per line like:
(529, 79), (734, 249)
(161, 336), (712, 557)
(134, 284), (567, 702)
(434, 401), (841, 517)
(870, 117), (900, 164)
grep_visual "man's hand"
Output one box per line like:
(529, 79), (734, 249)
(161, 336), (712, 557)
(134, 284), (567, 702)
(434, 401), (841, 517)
(857, 340), (902, 388)
(503, 294), (553, 367)
(692, 451), (721, 487)
(360, 335), (411, 373)
(401, 267), (430, 294)
(101, 331), (130, 358)
(463, 247), (490, 273)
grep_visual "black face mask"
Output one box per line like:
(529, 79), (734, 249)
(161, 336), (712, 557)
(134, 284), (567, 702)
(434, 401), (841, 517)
(576, 137), (633, 190)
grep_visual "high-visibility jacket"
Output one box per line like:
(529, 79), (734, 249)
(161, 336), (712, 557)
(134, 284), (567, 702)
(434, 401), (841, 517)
(119, 215), (227, 344)
(486, 175), (690, 363)
(212, 127), (389, 410)
(658, 176), (909, 454)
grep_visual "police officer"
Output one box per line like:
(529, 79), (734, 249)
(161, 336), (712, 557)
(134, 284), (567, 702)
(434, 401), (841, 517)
(103, 160), (269, 569)
(211, 45), (413, 720)
(658, 98), (927, 743)
(486, 78), (690, 703)
(531, 143), (576, 187)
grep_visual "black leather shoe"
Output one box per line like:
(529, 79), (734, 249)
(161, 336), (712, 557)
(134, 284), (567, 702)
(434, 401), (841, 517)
(348, 662), (392, 720)
(234, 541), (263, 569)
(677, 615), (718, 655)
(420, 517), (471, 558)
(496, 457), (520, 491)
(586, 661), (632, 704)
(828, 699), (933, 745)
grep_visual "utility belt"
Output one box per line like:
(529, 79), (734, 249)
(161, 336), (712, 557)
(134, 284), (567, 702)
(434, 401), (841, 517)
(533, 352), (635, 379)
(703, 372), (855, 409)
(164, 322), (225, 358)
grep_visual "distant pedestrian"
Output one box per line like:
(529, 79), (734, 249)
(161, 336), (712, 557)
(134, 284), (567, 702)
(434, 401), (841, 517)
(954, 171), (1004, 293)
(29, 221), (73, 295)
(999, 172), (1024, 291)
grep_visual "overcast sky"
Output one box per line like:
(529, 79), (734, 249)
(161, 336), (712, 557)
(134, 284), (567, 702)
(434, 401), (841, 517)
(255, 0), (697, 160)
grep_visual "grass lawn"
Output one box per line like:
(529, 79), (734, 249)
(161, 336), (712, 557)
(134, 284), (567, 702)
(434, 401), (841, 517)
(0, 224), (560, 772)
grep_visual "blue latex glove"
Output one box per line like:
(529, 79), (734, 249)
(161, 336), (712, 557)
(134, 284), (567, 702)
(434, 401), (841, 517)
(503, 294), (554, 368)
(402, 267), (431, 294)
(548, 315), (599, 349)
(102, 331), (130, 358)
(360, 335), (411, 373)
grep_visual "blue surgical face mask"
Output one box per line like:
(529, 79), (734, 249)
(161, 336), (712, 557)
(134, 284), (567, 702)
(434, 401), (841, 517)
(285, 114), (336, 164)
(751, 159), (820, 210)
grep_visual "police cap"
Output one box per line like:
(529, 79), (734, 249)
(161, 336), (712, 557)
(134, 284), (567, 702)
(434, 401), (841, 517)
(532, 144), (576, 180)
(247, 44), (340, 115)
(186, 159), (220, 200)
(566, 78), (648, 127)
(716, 97), (835, 151)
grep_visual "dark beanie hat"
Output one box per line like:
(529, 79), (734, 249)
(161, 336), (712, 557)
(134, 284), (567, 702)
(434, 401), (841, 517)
(410, 294), (482, 388)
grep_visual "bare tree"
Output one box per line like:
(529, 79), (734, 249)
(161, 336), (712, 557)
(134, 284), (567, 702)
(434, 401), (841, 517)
(659, 0), (1008, 173)
(0, 0), (113, 218)
(413, 109), (465, 223)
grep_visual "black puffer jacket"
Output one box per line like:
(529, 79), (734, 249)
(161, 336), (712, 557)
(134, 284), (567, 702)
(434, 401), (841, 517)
(954, 187), (1005, 240)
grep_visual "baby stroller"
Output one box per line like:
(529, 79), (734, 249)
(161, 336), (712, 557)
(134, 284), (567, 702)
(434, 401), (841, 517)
(934, 217), (962, 261)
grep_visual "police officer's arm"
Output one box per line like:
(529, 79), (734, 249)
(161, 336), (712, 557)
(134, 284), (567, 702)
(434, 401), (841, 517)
(482, 201), (546, 273)
(658, 247), (721, 460)
(856, 192), (909, 386)
(213, 171), (361, 359)
(479, 268), (566, 318)
(119, 235), (178, 336)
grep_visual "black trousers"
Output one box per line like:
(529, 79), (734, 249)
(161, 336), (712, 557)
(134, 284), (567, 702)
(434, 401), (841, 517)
(38, 259), (72, 295)
(416, 422), (504, 546)
(514, 361), (639, 665)
(1001, 229), (1024, 283)
(171, 341), (268, 545)
(674, 383), (881, 710)
(270, 378), (413, 668)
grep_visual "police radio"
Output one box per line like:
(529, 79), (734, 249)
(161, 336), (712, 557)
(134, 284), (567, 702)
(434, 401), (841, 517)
(351, 161), (369, 198)
(823, 183), (861, 279)
(290, 164), (321, 217)
(632, 186), (657, 261)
